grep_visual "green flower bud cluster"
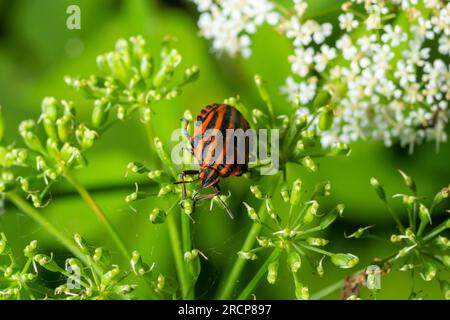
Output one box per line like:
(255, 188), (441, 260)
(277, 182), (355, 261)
(370, 171), (450, 299)
(64, 35), (199, 128)
(0, 97), (100, 207)
(0, 232), (164, 300)
(239, 178), (357, 299)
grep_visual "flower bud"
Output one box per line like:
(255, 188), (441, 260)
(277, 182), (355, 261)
(56, 115), (74, 143)
(420, 262), (437, 281)
(256, 236), (273, 248)
(266, 198), (278, 222)
(370, 177), (386, 201)
(237, 251), (258, 260)
(418, 203), (431, 235)
(126, 162), (149, 176)
(331, 142), (351, 156)
(140, 54), (153, 79)
(125, 184), (149, 203)
(295, 281), (309, 300)
(23, 240), (38, 258)
(280, 182), (290, 203)
(313, 181), (331, 198)
(116, 284), (138, 295)
(330, 253), (359, 269)
(399, 264), (415, 272)
(130, 35), (146, 60)
(301, 156), (318, 173)
(303, 201), (319, 224)
(149, 208), (167, 224)
(180, 199), (193, 216)
(93, 247), (111, 267)
(292, 140), (305, 159)
(116, 105), (127, 121)
(306, 237), (329, 246)
(66, 258), (84, 275)
(148, 170), (164, 182)
(320, 204), (344, 229)
(101, 265), (120, 288)
(154, 137), (171, 166)
(398, 170), (416, 193)
(250, 185), (265, 200)
(19, 120), (45, 153)
(76, 125), (97, 150)
(301, 130), (317, 147)
(432, 185), (449, 210)
(184, 249), (207, 263)
(73, 233), (89, 254)
(156, 274), (165, 291)
(314, 90), (332, 109)
(440, 281), (450, 300)
(34, 254), (61, 272)
(92, 98), (110, 129)
(243, 202), (259, 222)
(318, 106), (334, 131)
(158, 184), (173, 198)
(395, 244), (416, 259)
(267, 260), (279, 284)
(252, 109), (270, 128)
(317, 256), (325, 277)
(290, 179), (302, 206)
(0, 235), (10, 255)
(287, 252), (301, 273)
(41, 97), (59, 120)
(183, 65), (200, 84)
(434, 236), (450, 250)
(345, 225), (374, 239)
(131, 250), (146, 276)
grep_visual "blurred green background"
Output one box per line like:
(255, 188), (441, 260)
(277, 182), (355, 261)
(0, 0), (448, 299)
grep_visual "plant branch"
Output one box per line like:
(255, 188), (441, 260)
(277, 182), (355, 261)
(237, 249), (281, 300)
(216, 174), (283, 299)
(63, 170), (131, 262)
(5, 192), (88, 265)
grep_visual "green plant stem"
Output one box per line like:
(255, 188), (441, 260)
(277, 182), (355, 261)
(384, 201), (406, 233)
(423, 218), (449, 242)
(181, 212), (195, 299)
(310, 276), (346, 300)
(167, 212), (191, 299)
(142, 119), (194, 299)
(6, 192), (88, 265)
(63, 170), (130, 262)
(237, 249), (281, 300)
(217, 174), (283, 299)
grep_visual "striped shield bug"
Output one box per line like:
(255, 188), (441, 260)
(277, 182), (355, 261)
(175, 103), (250, 219)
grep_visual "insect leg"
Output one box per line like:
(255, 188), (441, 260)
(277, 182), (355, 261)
(192, 184), (234, 220)
(174, 170), (199, 200)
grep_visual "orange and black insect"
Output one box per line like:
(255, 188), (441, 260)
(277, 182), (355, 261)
(175, 103), (250, 219)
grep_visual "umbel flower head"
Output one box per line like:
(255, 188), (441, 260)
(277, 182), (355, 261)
(369, 170), (450, 299)
(192, 0), (450, 152)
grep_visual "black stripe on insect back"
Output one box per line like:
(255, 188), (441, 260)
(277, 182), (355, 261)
(195, 112), (222, 166)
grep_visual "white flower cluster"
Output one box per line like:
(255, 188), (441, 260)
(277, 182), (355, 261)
(191, 0), (280, 57)
(317, 0), (450, 151)
(192, 0), (450, 152)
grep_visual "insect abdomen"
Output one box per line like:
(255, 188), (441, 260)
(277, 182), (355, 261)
(192, 104), (250, 177)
